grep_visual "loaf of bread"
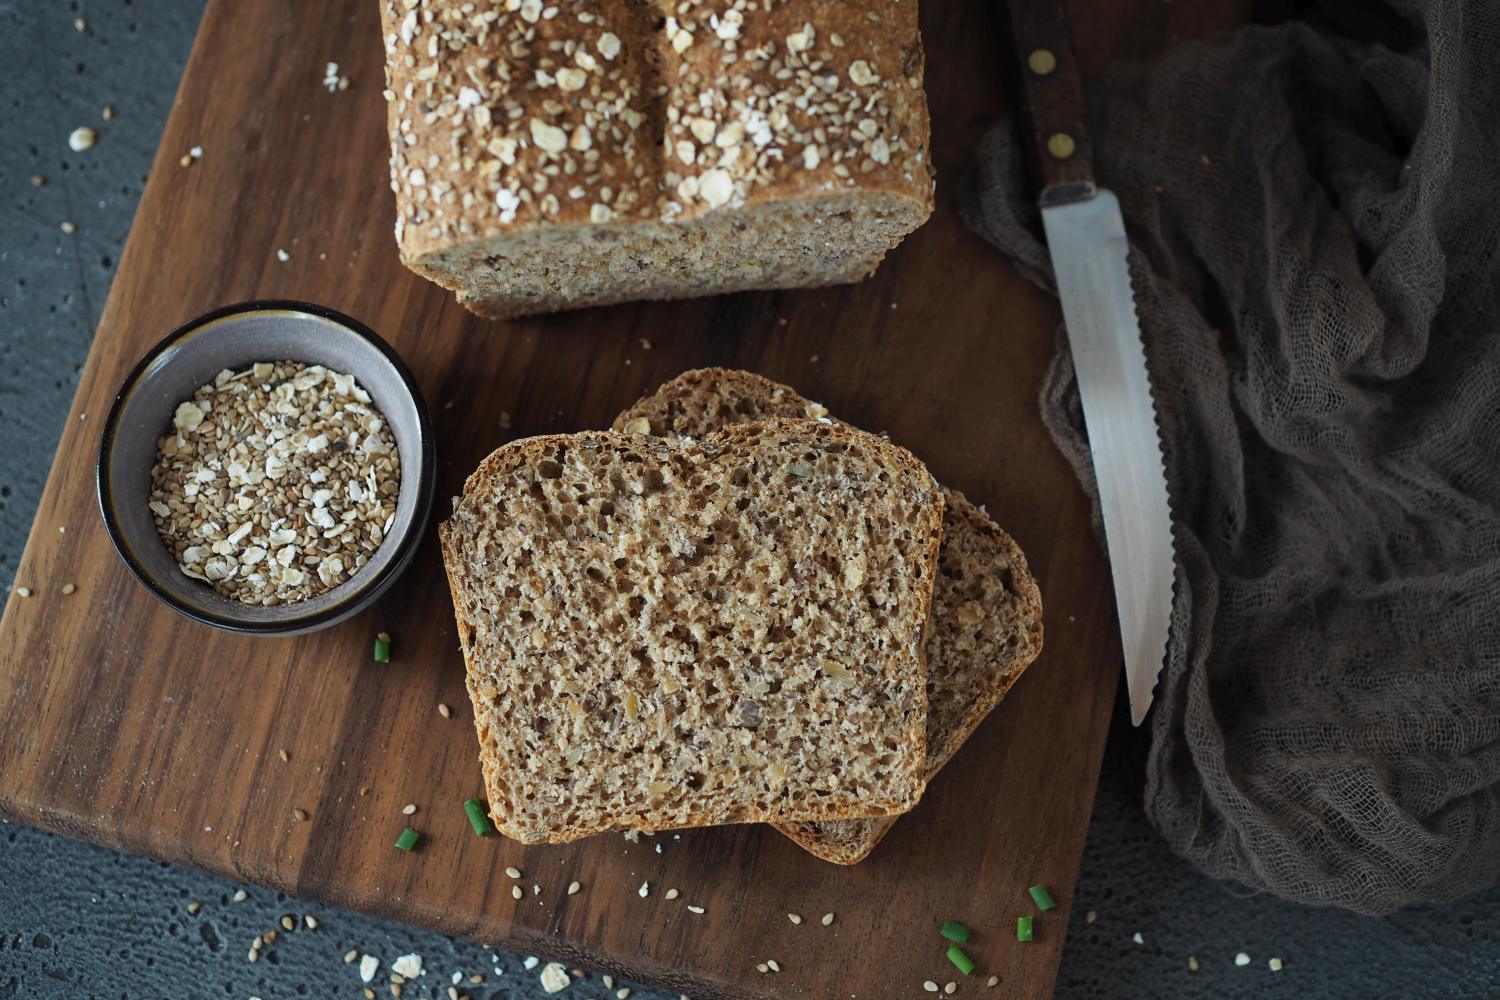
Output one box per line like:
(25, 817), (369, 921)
(615, 369), (1044, 863)
(440, 419), (944, 843)
(377, 1), (933, 318)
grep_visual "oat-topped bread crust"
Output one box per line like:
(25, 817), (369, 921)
(440, 419), (944, 844)
(615, 369), (1044, 863)
(377, 1), (934, 317)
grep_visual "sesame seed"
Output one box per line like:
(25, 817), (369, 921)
(1269, 958), (1284, 972)
(186, 901), (201, 914)
(402, 804), (418, 815)
(279, 749), (289, 762)
(1086, 910), (1097, 924)
(61, 583), (77, 595)
(363, 990), (375, 1000)
(293, 808), (308, 822)
(616, 990), (631, 1000)
(281, 915), (294, 931)
(686, 905), (704, 914)
(821, 912), (834, 926)
(505, 867), (523, 879)
(14, 587), (31, 598)
(664, 888), (679, 900)
(59, 222), (76, 235)
(568, 881), (581, 895)
(787, 913), (802, 925)
(638, 881), (649, 897)
(987, 975), (1000, 987)
(1188, 956), (1200, 972)
(68, 126), (96, 151)
(247, 949), (258, 963)
(756, 964), (768, 974)
(1235, 952), (1251, 967)
(438, 703), (451, 718)
(233, 890), (247, 902)
(602, 975), (614, 987)
(924, 982), (939, 993)
(767, 959), (781, 973)
(264, 930), (277, 943)
(944, 984), (956, 995)
(102, 106), (114, 121)
(1133, 932), (1144, 944)
(512, 885), (524, 899)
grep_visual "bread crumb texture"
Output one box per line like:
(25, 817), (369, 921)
(378, 0), (934, 316)
(440, 419), (943, 842)
(615, 369), (1045, 863)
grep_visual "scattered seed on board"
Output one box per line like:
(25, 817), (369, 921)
(1269, 958), (1284, 972)
(280, 915), (294, 931)
(247, 949), (258, 963)
(363, 989), (375, 1000)
(264, 930), (277, 944)
(1188, 956), (1200, 972)
(787, 913), (802, 925)
(944, 984), (957, 995)
(664, 888), (679, 900)
(923, 982), (939, 993)
(638, 881), (649, 898)
(233, 889), (247, 902)
(14, 587), (31, 598)
(602, 975), (614, 988)
(987, 974), (1000, 987)
(102, 105), (114, 121)
(74, 17), (86, 31)
(756, 964), (768, 974)
(279, 748), (289, 762)
(766, 960), (781, 973)
(61, 583), (77, 595)
(821, 912), (835, 926)
(186, 901), (201, 915)
(568, 881), (581, 895)
(616, 990), (631, 1000)
(438, 703), (451, 718)
(505, 867), (523, 879)
(403, 804), (418, 815)
(345, 949), (359, 963)
(68, 126), (96, 151)
(1235, 952), (1251, 967)
(1133, 932), (1144, 945)
(293, 808), (308, 822)
(1086, 910), (1097, 924)
(60, 221), (76, 234)
(686, 905), (704, 914)
(512, 885), (524, 900)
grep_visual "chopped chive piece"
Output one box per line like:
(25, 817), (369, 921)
(394, 827), (420, 852)
(1016, 916), (1034, 941)
(464, 797), (493, 837)
(946, 945), (976, 976)
(373, 636), (391, 663)
(1029, 884), (1056, 911)
(940, 920), (971, 944)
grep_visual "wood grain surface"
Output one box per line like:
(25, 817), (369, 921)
(0, 1), (1242, 996)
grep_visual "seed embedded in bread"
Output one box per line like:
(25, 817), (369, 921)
(614, 369), (1044, 863)
(376, 1), (934, 318)
(440, 419), (943, 843)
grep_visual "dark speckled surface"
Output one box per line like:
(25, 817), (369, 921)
(2, 2), (1498, 998)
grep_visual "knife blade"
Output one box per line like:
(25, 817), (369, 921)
(1005, 0), (1175, 725)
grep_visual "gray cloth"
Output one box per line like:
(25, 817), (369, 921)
(964, 0), (1500, 915)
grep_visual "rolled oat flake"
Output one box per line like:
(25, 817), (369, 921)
(148, 361), (400, 606)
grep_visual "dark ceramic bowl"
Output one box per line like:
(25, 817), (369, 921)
(97, 301), (435, 634)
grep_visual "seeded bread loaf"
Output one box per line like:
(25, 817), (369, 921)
(377, 1), (933, 319)
(440, 419), (944, 843)
(615, 369), (1044, 863)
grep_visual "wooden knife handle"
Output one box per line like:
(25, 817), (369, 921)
(1005, 0), (1096, 205)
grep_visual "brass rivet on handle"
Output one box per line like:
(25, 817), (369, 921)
(1046, 132), (1077, 159)
(1028, 49), (1058, 75)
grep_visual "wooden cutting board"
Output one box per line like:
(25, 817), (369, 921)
(0, 1), (1239, 996)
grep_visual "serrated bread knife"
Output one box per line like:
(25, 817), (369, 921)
(1005, 0), (1175, 724)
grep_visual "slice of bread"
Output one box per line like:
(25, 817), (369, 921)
(440, 419), (944, 844)
(614, 369), (1044, 863)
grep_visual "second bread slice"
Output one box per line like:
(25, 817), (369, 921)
(440, 419), (944, 844)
